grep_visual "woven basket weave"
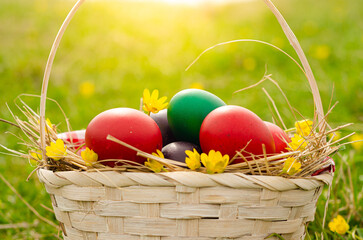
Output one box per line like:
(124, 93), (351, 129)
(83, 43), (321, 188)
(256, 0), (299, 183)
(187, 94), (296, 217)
(38, 169), (332, 239)
(34, 0), (334, 239)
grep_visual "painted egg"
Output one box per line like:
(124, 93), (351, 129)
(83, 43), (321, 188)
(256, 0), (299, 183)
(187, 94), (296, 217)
(167, 89), (226, 144)
(264, 121), (290, 154)
(57, 130), (85, 147)
(162, 141), (202, 163)
(312, 157), (335, 176)
(199, 105), (275, 162)
(150, 109), (176, 146)
(57, 130), (86, 156)
(85, 108), (162, 167)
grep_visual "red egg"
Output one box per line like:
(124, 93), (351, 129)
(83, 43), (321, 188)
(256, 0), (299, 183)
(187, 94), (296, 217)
(199, 105), (275, 162)
(264, 121), (291, 154)
(85, 108), (162, 167)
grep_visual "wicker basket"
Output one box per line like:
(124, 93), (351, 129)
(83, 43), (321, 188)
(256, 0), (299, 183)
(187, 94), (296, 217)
(34, 0), (334, 239)
(38, 169), (332, 240)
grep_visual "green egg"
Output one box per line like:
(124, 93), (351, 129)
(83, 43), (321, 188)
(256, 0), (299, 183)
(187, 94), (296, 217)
(167, 89), (226, 144)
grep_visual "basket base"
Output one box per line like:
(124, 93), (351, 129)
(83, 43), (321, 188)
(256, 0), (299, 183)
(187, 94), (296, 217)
(37, 169), (329, 240)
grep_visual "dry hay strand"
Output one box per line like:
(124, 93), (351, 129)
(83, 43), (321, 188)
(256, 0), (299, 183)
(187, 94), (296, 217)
(0, 96), (352, 178)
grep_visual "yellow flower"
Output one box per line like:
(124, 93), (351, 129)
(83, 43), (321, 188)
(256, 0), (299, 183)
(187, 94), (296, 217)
(350, 133), (363, 151)
(287, 134), (308, 151)
(185, 149), (201, 170)
(142, 89), (168, 115)
(144, 149), (167, 173)
(313, 45), (331, 60)
(29, 150), (42, 165)
(79, 81), (95, 98)
(282, 157), (302, 175)
(329, 131), (341, 142)
(189, 82), (204, 90)
(81, 147), (98, 166)
(46, 118), (53, 129)
(328, 215), (349, 235)
(46, 139), (67, 160)
(38, 118), (54, 133)
(201, 150), (229, 174)
(295, 119), (313, 137)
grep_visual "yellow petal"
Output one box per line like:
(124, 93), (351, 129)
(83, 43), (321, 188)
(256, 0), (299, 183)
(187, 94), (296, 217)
(151, 89), (159, 100)
(81, 147), (98, 166)
(46, 118), (53, 129)
(29, 150), (42, 165)
(142, 89), (168, 114)
(186, 156), (200, 170)
(185, 150), (194, 158)
(201, 153), (208, 168)
(143, 89), (151, 102)
(202, 150), (229, 174)
(142, 105), (148, 112)
(158, 96), (168, 104)
(185, 149), (201, 170)
(146, 150), (167, 172)
(295, 119), (313, 137)
(209, 150), (216, 159)
(145, 159), (166, 173)
(160, 102), (169, 110)
(287, 134), (307, 151)
(282, 157), (301, 175)
(215, 151), (222, 160)
(46, 139), (67, 160)
(223, 154), (229, 167)
(329, 131), (341, 141)
(152, 149), (164, 158)
(145, 160), (161, 173)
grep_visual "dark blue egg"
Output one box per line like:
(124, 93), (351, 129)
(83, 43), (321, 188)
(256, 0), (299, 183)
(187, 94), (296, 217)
(150, 109), (176, 146)
(162, 141), (202, 163)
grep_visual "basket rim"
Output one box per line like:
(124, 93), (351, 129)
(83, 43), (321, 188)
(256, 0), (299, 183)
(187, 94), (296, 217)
(37, 168), (332, 191)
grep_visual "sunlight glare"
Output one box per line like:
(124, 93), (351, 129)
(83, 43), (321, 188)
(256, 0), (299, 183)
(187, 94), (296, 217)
(131, 0), (254, 7)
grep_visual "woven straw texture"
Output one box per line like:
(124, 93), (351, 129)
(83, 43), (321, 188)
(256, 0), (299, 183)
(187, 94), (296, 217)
(38, 169), (332, 240)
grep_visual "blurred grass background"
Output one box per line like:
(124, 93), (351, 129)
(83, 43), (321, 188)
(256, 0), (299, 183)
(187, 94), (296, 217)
(0, 0), (362, 239)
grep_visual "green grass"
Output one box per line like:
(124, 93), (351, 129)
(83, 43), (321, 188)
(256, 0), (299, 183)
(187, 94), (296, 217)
(0, 0), (362, 239)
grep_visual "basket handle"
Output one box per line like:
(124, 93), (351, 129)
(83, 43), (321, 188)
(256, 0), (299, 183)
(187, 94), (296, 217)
(39, 0), (326, 160)
(39, 0), (85, 160)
